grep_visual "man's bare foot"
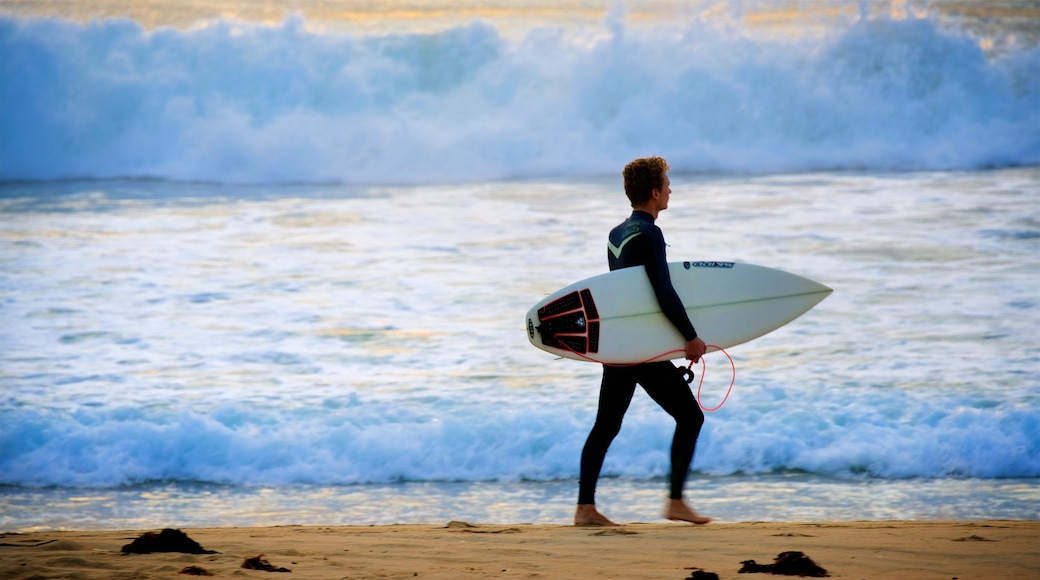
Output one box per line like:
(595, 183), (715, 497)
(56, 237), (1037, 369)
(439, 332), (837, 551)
(574, 504), (620, 526)
(664, 499), (712, 525)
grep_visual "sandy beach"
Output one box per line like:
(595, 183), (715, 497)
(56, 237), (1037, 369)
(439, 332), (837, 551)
(1, 520), (1036, 579)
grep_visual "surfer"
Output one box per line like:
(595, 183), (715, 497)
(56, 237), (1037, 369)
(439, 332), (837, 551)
(574, 156), (711, 527)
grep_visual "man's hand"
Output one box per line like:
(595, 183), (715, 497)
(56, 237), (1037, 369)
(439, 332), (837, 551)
(685, 337), (707, 363)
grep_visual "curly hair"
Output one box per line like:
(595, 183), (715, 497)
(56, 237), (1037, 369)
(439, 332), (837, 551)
(622, 156), (670, 207)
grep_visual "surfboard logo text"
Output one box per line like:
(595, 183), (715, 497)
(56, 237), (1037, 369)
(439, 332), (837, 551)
(684, 261), (735, 269)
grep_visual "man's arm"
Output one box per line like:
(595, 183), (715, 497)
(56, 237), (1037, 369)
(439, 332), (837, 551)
(643, 227), (704, 361)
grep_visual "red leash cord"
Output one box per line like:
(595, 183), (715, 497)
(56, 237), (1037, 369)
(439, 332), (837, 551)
(687, 345), (735, 412)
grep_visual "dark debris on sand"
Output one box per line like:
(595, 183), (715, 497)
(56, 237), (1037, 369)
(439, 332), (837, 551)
(242, 554), (292, 572)
(121, 529), (217, 555)
(739, 551), (829, 577)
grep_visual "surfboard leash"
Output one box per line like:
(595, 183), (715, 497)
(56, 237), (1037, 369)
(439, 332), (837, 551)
(684, 345), (735, 412)
(553, 344), (736, 412)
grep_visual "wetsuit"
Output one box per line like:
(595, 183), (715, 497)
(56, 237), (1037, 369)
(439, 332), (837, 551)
(577, 210), (705, 505)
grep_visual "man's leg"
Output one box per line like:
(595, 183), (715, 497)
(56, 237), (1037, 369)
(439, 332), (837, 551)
(639, 362), (710, 524)
(575, 365), (636, 525)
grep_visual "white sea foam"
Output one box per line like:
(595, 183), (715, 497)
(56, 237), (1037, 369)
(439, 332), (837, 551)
(1, 9), (1037, 183)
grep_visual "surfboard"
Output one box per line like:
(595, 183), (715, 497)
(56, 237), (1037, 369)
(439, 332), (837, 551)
(526, 261), (831, 364)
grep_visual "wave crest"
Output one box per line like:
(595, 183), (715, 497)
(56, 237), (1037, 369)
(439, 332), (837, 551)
(1, 13), (1037, 183)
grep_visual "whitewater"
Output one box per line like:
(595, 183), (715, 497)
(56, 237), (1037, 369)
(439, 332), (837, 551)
(1, 2), (1038, 529)
(1, 4), (1038, 183)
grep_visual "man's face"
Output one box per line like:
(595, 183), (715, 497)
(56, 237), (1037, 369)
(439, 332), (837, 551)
(655, 173), (672, 211)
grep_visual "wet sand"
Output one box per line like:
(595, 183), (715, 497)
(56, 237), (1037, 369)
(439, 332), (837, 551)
(1, 520), (1037, 579)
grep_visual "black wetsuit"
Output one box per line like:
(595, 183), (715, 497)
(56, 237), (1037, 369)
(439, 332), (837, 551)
(577, 211), (705, 504)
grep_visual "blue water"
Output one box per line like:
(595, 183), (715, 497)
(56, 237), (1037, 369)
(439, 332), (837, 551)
(1, 2), (1038, 530)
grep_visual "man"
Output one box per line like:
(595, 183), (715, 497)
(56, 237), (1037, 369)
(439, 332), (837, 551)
(574, 156), (711, 527)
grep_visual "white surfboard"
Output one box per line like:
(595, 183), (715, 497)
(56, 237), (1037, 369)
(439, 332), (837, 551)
(526, 261), (831, 364)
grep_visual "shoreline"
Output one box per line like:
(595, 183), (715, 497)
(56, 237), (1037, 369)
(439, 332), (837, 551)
(2, 520), (1037, 579)
(4, 476), (1037, 532)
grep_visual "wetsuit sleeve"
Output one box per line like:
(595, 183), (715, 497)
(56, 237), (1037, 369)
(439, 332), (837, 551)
(644, 227), (698, 342)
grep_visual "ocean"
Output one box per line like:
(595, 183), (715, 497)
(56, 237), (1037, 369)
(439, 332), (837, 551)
(1, 1), (1038, 531)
